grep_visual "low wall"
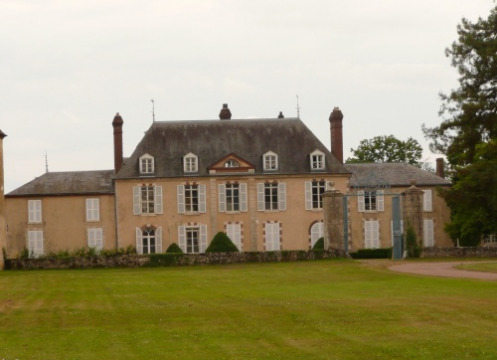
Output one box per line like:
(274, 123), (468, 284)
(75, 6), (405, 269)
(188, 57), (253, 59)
(5, 249), (348, 270)
(422, 247), (497, 258)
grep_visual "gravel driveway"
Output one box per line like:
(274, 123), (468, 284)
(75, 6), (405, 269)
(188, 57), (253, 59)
(389, 261), (497, 280)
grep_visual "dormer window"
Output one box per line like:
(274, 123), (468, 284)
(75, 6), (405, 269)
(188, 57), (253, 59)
(183, 153), (198, 173)
(139, 154), (154, 175)
(224, 159), (239, 168)
(263, 151), (278, 171)
(310, 150), (325, 171)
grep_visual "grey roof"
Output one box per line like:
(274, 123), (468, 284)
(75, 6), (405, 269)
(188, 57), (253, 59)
(116, 118), (349, 178)
(7, 170), (115, 197)
(344, 163), (451, 188)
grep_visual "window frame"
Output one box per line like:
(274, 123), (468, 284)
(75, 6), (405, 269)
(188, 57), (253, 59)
(358, 190), (384, 212)
(183, 153), (198, 173)
(87, 228), (103, 251)
(264, 222), (281, 251)
(133, 185), (163, 215)
(310, 150), (325, 171)
(139, 154), (154, 175)
(28, 229), (44, 258)
(86, 198), (100, 222)
(257, 182), (286, 211)
(364, 220), (380, 249)
(263, 151), (278, 171)
(28, 200), (42, 224)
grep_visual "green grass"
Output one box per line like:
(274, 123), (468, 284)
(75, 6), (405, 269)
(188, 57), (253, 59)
(456, 261), (497, 273)
(1, 260), (497, 359)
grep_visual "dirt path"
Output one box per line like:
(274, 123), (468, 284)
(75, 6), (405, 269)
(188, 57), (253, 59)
(389, 261), (497, 280)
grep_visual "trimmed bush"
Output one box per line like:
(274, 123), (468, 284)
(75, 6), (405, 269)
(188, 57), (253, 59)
(205, 232), (239, 253)
(166, 243), (183, 253)
(349, 248), (392, 259)
(312, 237), (324, 251)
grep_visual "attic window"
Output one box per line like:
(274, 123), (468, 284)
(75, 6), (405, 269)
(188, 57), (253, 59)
(310, 150), (325, 171)
(183, 153), (198, 173)
(263, 151), (278, 171)
(139, 154), (154, 174)
(225, 159), (239, 168)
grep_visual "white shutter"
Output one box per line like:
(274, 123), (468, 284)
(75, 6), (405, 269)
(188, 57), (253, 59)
(423, 219), (434, 247)
(240, 183), (248, 212)
(154, 185), (163, 214)
(178, 225), (186, 253)
(198, 184), (207, 213)
(218, 184), (226, 212)
(28, 230), (44, 257)
(226, 223), (242, 251)
(133, 186), (141, 215)
(265, 223), (280, 251)
(278, 183), (286, 211)
(305, 181), (312, 210)
(28, 200), (42, 223)
(358, 191), (365, 212)
(377, 190), (385, 212)
(177, 185), (185, 213)
(156, 227), (163, 253)
(310, 222), (324, 248)
(257, 183), (265, 211)
(200, 225), (207, 253)
(365, 221), (379, 249)
(86, 198), (100, 221)
(135, 227), (143, 254)
(423, 190), (433, 212)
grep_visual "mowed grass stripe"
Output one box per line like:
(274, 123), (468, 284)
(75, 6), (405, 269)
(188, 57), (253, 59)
(0, 260), (496, 359)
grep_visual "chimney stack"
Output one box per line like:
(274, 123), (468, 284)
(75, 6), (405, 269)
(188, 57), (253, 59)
(219, 104), (232, 120)
(112, 113), (124, 174)
(329, 107), (344, 164)
(436, 158), (445, 178)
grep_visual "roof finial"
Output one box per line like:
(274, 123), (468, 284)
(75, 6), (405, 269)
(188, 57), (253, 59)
(296, 95), (301, 119)
(45, 151), (49, 173)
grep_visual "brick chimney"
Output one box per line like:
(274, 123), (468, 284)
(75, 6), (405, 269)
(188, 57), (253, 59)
(112, 113), (124, 174)
(0, 130), (6, 270)
(329, 107), (344, 164)
(436, 158), (445, 178)
(219, 104), (232, 120)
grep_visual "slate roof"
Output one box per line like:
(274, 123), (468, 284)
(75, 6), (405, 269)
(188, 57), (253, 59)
(344, 163), (451, 188)
(7, 170), (115, 197)
(116, 118), (350, 178)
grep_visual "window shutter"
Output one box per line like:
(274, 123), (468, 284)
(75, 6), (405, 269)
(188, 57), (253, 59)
(178, 225), (186, 253)
(198, 184), (206, 213)
(156, 227), (163, 253)
(358, 191), (365, 212)
(135, 228), (143, 255)
(154, 185), (163, 214)
(423, 219), (434, 247)
(305, 181), (312, 210)
(240, 183), (248, 212)
(365, 221), (379, 249)
(28, 200), (42, 223)
(227, 223), (242, 251)
(278, 183), (286, 211)
(377, 190), (385, 212)
(218, 184), (226, 212)
(133, 186), (141, 215)
(257, 183), (265, 211)
(423, 190), (433, 212)
(200, 225), (207, 253)
(177, 185), (185, 214)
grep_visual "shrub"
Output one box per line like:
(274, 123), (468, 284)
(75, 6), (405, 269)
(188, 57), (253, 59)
(312, 237), (324, 251)
(349, 248), (392, 259)
(166, 243), (183, 253)
(205, 232), (239, 253)
(148, 253), (184, 267)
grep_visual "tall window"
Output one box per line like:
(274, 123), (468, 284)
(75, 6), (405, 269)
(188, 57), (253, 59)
(139, 154), (154, 174)
(178, 225), (207, 253)
(358, 190), (384, 212)
(185, 185), (199, 212)
(28, 200), (42, 223)
(87, 228), (103, 251)
(364, 220), (380, 249)
(310, 150), (325, 170)
(133, 185), (163, 215)
(263, 151), (278, 171)
(257, 182), (286, 211)
(310, 222), (324, 249)
(265, 222), (281, 251)
(219, 183), (247, 212)
(183, 153), (198, 173)
(135, 227), (162, 254)
(177, 184), (206, 214)
(423, 219), (434, 247)
(423, 190), (433, 212)
(86, 198), (100, 222)
(28, 230), (44, 258)
(305, 180), (326, 209)
(226, 223), (242, 251)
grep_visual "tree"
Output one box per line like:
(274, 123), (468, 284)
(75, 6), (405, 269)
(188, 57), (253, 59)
(423, 6), (497, 245)
(346, 135), (423, 165)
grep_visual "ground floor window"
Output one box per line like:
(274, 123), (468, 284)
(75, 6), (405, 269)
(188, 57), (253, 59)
(264, 222), (281, 251)
(178, 224), (207, 253)
(87, 228), (103, 251)
(28, 230), (44, 258)
(423, 219), (434, 247)
(226, 223), (242, 251)
(364, 220), (380, 249)
(135, 227), (162, 254)
(310, 222), (324, 249)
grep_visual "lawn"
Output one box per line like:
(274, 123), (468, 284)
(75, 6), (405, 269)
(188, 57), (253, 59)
(1, 260), (496, 360)
(456, 261), (497, 273)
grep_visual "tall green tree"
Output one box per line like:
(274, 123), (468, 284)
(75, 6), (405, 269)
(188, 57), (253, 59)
(346, 135), (422, 165)
(423, 5), (497, 245)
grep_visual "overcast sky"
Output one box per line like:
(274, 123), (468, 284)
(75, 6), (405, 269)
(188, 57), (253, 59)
(1, 0), (494, 192)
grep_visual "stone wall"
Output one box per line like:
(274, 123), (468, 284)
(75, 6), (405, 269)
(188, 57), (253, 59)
(422, 247), (497, 258)
(5, 249), (349, 270)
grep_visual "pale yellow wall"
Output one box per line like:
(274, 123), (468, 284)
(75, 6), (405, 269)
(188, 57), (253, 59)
(5, 194), (116, 258)
(346, 186), (452, 251)
(115, 174), (350, 252)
